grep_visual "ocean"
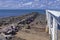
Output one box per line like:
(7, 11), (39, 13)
(0, 9), (45, 17)
(0, 9), (60, 30)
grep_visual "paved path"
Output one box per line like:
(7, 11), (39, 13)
(15, 29), (49, 40)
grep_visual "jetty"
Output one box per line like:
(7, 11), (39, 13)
(0, 13), (49, 40)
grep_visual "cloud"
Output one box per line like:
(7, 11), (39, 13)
(0, 0), (47, 9)
(22, 2), (32, 6)
(46, 0), (60, 10)
(0, 0), (59, 10)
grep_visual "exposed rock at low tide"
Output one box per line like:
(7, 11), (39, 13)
(0, 12), (48, 40)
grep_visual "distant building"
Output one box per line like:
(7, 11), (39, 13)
(46, 10), (60, 40)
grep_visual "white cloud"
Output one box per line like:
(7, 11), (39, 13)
(48, 2), (52, 5)
(22, 2), (32, 6)
(34, 0), (40, 1)
(0, 0), (47, 9)
(56, 0), (60, 1)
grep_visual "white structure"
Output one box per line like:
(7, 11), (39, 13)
(46, 10), (60, 40)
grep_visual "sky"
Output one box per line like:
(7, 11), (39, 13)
(0, 0), (59, 10)
(0, 0), (46, 9)
(47, 0), (60, 10)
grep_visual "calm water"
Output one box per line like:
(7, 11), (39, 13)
(0, 9), (60, 29)
(0, 9), (45, 17)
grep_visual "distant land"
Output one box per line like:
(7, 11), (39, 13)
(0, 9), (45, 17)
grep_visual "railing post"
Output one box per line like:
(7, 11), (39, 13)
(52, 17), (58, 40)
(46, 10), (51, 34)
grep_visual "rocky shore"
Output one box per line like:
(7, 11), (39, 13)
(0, 12), (49, 40)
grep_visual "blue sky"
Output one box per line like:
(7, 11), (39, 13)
(0, 0), (59, 10)
(0, 0), (46, 9)
(47, 0), (60, 10)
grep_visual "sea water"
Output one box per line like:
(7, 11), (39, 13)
(0, 9), (45, 17)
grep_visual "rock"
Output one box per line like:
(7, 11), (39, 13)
(0, 34), (7, 40)
(10, 36), (26, 40)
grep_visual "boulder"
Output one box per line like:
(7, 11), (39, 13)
(0, 34), (7, 40)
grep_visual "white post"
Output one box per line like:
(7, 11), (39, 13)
(49, 13), (51, 34)
(46, 10), (51, 34)
(52, 17), (58, 40)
